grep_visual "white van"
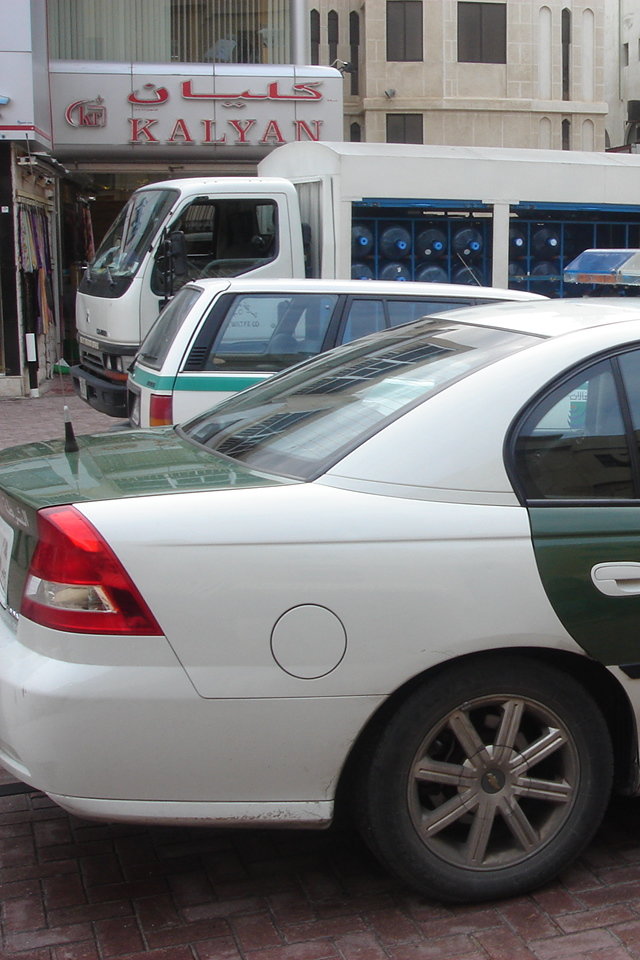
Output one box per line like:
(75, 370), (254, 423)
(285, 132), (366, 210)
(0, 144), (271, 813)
(127, 278), (544, 427)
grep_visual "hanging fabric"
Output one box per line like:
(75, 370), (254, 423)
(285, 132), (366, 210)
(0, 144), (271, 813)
(17, 202), (55, 337)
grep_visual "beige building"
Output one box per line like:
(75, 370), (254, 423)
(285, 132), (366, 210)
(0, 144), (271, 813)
(310, 1), (607, 151)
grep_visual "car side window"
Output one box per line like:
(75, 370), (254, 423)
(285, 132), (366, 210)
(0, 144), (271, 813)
(514, 359), (634, 500)
(340, 299), (386, 344)
(204, 293), (338, 371)
(387, 299), (473, 326)
(618, 351), (640, 435)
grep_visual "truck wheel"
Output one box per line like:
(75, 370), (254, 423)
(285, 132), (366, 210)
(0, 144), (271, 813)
(358, 657), (612, 903)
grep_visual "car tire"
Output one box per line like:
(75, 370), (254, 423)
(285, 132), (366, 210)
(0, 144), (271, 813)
(357, 655), (612, 903)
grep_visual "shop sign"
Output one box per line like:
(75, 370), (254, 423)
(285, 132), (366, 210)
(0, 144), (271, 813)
(50, 63), (343, 160)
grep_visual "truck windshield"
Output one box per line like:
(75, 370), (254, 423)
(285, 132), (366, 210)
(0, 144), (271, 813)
(79, 189), (178, 299)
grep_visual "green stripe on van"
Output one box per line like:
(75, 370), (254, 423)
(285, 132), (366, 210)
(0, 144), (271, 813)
(131, 369), (271, 392)
(173, 373), (271, 392)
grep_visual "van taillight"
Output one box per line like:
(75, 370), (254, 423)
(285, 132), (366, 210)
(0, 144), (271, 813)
(22, 505), (162, 635)
(149, 393), (173, 426)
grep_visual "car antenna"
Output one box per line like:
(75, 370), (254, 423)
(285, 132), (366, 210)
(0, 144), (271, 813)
(58, 358), (79, 454)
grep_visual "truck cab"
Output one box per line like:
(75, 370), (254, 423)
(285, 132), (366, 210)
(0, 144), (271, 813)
(73, 177), (306, 418)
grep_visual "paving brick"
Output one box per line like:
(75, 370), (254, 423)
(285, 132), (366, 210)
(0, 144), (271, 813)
(194, 934), (244, 959)
(333, 931), (389, 960)
(135, 894), (181, 931)
(298, 869), (345, 901)
(34, 818), (74, 848)
(556, 905), (637, 934)
(0, 833), (36, 868)
(231, 912), (283, 951)
(498, 899), (560, 941)
(0, 857), (79, 886)
(145, 918), (230, 950)
(3, 922), (94, 954)
(48, 899), (134, 927)
(364, 906), (421, 944)
(418, 907), (500, 939)
(3, 892), (47, 932)
(245, 941), (340, 960)
(53, 942), (101, 960)
(94, 915), (145, 957)
(85, 879), (168, 905)
(167, 870), (216, 907)
(612, 919), (640, 951)
(42, 874), (87, 911)
(266, 890), (316, 926)
(557, 949), (637, 960)
(283, 914), (368, 943)
(183, 895), (265, 923)
(473, 926), (539, 960)
(95, 950), (194, 960)
(529, 928), (622, 959)
(575, 880), (640, 909)
(532, 888), (584, 917)
(80, 854), (124, 888)
(388, 935), (486, 960)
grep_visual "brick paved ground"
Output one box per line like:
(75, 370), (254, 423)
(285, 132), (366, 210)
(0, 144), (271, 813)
(2, 382), (640, 959)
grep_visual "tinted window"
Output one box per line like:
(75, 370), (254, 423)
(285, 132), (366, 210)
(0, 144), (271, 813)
(137, 286), (203, 370)
(182, 319), (534, 480)
(514, 360), (634, 500)
(204, 293), (338, 372)
(387, 299), (473, 326)
(340, 300), (386, 343)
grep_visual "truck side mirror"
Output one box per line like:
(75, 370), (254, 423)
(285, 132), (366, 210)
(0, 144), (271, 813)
(168, 231), (188, 276)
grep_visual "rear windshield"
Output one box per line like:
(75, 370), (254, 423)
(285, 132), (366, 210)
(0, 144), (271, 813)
(180, 318), (535, 480)
(137, 286), (204, 369)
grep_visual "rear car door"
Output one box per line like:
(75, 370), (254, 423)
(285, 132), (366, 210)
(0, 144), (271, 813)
(510, 347), (640, 671)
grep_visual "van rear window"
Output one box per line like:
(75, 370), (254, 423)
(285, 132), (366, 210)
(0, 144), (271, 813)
(137, 286), (203, 370)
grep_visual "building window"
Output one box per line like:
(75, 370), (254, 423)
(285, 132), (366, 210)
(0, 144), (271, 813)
(562, 118), (571, 150)
(350, 122), (362, 142)
(562, 8), (571, 99)
(458, 2), (506, 64)
(386, 2), (423, 62)
(328, 10), (339, 65)
(387, 114), (423, 144)
(349, 11), (360, 95)
(48, 0), (291, 64)
(310, 9), (320, 65)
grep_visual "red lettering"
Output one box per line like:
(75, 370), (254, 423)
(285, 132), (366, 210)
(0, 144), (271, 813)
(260, 120), (286, 145)
(228, 119), (257, 143)
(168, 119), (194, 143)
(294, 120), (323, 142)
(200, 119), (226, 143)
(128, 118), (159, 142)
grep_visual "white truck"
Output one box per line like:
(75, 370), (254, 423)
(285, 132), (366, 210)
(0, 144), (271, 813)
(73, 141), (640, 417)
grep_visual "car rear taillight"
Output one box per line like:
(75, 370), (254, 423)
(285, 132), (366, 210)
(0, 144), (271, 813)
(21, 505), (162, 635)
(149, 393), (173, 426)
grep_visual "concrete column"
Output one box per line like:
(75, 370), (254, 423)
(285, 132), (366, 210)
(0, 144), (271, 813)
(290, 0), (309, 65)
(491, 202), (511, 289)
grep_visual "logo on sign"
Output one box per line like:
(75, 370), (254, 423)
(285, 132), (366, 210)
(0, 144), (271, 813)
(64, 96), (107, 128)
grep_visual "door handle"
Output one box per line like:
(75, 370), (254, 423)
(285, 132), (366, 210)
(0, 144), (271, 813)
(591, 562), (640, 597)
